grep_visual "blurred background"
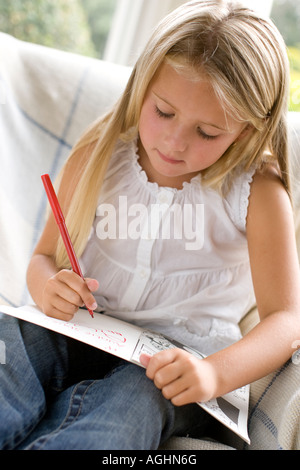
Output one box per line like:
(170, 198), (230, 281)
(0, 0), (299, 111)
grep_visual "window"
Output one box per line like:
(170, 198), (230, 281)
(0, 0), (118, 59)
(0, 0), (186, 63)
(270, 0), (300, 111)
(83, 0), (118, 58)
(103, 0), (187, 65)
(0, 0), (298, 111)
(227, 1), (300, 111)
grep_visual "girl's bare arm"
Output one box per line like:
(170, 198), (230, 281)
(143, 167), (300, 405)
(27, 145), (99, 320)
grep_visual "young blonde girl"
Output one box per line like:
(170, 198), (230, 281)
(1, 0), (299, 450)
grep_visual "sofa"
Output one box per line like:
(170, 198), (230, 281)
(0, 32), (299, 450)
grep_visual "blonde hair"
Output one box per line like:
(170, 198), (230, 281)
(56, 0), (290, 268)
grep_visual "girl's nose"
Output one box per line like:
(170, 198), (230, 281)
(164, 123), (188, 152)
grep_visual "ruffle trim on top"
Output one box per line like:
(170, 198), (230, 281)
(236, 166), (256, 232)
(223, 166), (256, 233)
(127, 139), (202, 197)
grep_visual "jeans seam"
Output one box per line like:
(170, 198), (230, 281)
(59, 380), (95, 429)
(27, 380), (97, 450)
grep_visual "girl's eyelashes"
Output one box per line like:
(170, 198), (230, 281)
(196, 127), (218, 141)
(155, 105), (173, 119)
(155, 105), (218, 141)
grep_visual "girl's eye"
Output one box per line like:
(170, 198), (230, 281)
(155, 105), (218, 141)
(155, 106), (173, 119)
(197, 127), (218, 141)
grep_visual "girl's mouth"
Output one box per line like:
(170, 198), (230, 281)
(157, 150), (183, 164)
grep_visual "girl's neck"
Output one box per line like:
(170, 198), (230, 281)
(137, 139), (199, 190)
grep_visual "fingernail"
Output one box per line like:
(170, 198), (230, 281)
(140, 354), (151, 368)
(91, 302), (97, 310)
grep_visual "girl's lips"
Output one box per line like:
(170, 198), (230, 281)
(157, 150), (183, 164)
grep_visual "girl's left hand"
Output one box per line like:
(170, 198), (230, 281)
(140, 349), (217, 406)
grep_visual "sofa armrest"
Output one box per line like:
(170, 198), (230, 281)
(245, 358), (300, 450)
(239, 308), (300, 450)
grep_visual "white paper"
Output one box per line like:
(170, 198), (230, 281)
(0, 304), (250, 444)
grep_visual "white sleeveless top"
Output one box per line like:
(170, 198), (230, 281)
(80, 139), (256, 355)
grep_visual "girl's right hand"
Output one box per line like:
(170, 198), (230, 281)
(42, 269), (99, 321)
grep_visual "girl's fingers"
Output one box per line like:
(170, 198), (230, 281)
(52, 293), (82, 315)
(142, 348), (216, 405)
(43, 270), (99, 318)
(85, 278), (99, 292)
(44, 303), (75, 322)
(144, 348), (182, 381)
(54, 271), (98, 310)
(48, 277), (83, 307)
(139, 354), (152, 368)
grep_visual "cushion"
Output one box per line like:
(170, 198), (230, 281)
(0, 32), (130, 307)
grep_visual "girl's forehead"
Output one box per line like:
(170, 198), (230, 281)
(149, 62), (245, 132)
(151, 62), (211, 96)
(155, 59), (207, 83)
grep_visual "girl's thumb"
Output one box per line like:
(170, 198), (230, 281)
(85, 278), (99, 292)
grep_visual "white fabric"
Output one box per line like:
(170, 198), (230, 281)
(1, 32), (300, 450)
(80, 139), (256, 355)
(0, 32), (131, 307)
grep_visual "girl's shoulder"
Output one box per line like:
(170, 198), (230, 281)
(250, 163), (283, 191)
(247, 163), (292, 222)
(223, 163), (289, 234)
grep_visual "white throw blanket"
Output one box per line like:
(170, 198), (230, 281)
(0, 32), (299, 450)
(0, 32), (130, 307)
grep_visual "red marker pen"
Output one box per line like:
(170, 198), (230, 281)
(41, 174), (94, 318)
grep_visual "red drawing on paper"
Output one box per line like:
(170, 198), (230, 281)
(50, 319), (127, 354)
(101, 330), (126, 346)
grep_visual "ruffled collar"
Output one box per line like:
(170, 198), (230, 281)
(128, 138), (202, 196)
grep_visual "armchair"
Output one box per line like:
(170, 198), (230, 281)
(0, 33), (299, 450)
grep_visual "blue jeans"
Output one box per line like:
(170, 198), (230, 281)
(0, 313), (210, 450)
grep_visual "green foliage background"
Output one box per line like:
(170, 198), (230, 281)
(0, 0), (117, 58)
(271, 0), (300, 111)
(288, 48), (300, 111)
(0, 0), (299, 110)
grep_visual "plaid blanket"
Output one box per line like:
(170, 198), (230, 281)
(0, 32), (299, 450)
(0, 32), (130, 307)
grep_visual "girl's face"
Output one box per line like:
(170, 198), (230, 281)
(138, 62), (247, 189)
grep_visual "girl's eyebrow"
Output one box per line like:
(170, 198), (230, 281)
(153, 91), (228, 132)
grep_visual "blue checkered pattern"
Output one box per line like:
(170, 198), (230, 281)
(0, 32), (299, 450)
(0, 32), (130, 307)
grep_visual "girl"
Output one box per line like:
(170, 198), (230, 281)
(1, 0), (300, 450)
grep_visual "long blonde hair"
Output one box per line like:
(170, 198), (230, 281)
(56, 0), (290, 268)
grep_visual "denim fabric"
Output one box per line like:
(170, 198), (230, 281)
(0, 313), (210, 450)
